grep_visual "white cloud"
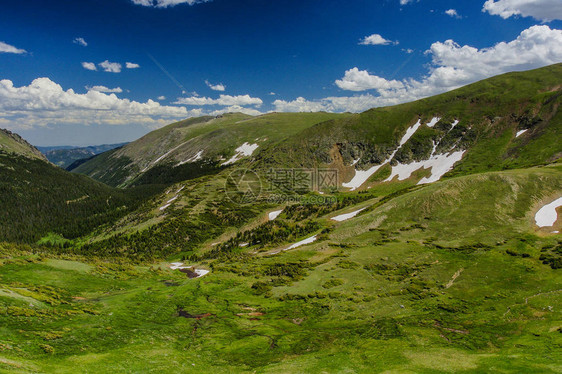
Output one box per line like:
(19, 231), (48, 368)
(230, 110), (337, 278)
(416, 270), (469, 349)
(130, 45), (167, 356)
(205, 80), (226, 91)
(0, 78), (193, 130)
(359, 34), (397, 46)
(99, 60), (122, 73)
(269, 92), (276, 96)
(175, 94), (263, 107)
(131, 0), (210, 7)
(336, 68), (404, 91)
(126, 62), (140, 69)
(208, 105), (263, 116)
(483, 0), (562, 21)
(445, 9), (461, 18)
(282, 25), (562, 113)
(400, 0), (416, 4)
(0, 41), (26, 54)
(157, 96), (166, 100)
(86, 85), (123, 93)
(73, 37), (88, 47)
(403, 48), (414, 54)
(82, 62), (97, 71)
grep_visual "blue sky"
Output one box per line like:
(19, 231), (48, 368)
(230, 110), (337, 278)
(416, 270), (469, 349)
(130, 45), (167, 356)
(1, 0), (561, 146)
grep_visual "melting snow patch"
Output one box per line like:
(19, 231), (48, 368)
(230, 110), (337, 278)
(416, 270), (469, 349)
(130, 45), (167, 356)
(331, 208), (367, 222)
(516, 129), (528, 138)
(159, 203), (172, 211)
(284, 235), (318, 251)
(385, 150), (466, 185)
(535, 197), (562, 227)
(351, 158), (360, 166)
(178, 150), (204, 166)
(269, 210), (283, 220)
(426, 117), (441, 128)
(169, 263), (210, 278)
(343, 119), (425, 191)
(222, 142), (259, 165)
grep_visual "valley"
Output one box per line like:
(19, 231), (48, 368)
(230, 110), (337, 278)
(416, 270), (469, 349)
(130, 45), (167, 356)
(0, 64), (561, 372)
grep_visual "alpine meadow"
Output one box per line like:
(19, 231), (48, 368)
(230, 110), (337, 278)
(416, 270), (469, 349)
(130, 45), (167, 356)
(1, 1), (561, 373)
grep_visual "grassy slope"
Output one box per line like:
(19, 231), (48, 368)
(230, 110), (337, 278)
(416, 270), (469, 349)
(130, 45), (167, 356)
(257, 64), (562, 182)
(0, 129), (47, 161)
(1, 166), (560, 372)
(0, 152), (160, 243)
(73, 112), (349, 187)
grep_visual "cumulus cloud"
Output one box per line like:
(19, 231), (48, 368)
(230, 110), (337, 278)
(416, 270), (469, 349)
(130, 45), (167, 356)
(208, 105), (263, 116)
(174, 94), (263, 107)
(445, 9), (461, 18)
(205, 80), (226, 91)
(99, 60), (122, 73)
(0, 41), (26, 54)
(82, 62), (97, 71)
(73, 37), (88, 47)
(280, 25), (562, 113)
(126, 62), (140, 69)
(131, 0), (210, 7)
(274, 95), (384, 113)
(483, 0), (562, 21)
(0, 78), (193, 130)
(86, 85), (123, 93)
(157, 96), (166, 100)
(335, 68), (404, 91)
(359, 34), (397, 46)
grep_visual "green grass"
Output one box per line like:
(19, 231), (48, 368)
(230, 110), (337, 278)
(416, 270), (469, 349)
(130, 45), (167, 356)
(1, 165), (561, 372)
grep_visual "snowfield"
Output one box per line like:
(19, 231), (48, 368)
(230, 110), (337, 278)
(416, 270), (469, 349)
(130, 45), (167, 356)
(177, 150), (204, 166)
(268, 209), (283, 220)
(283, 235), (318, 251)
(516, 129), (528, 138)
(343, 117), (445, 190)
(535, 197), (562, 227)
(331, 208), (367, 222)
(169, 263), (210, 278)
(222, 142), (259, 165)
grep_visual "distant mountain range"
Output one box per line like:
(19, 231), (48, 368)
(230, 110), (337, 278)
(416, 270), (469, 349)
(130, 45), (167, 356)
(36, 143), (128, 169)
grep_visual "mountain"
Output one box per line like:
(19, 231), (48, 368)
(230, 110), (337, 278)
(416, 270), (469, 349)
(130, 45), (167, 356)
(0, 128), (47, 161)
(0, 66), (561, 373)
(254, 63), (562, 188)
(0, 133), (157, 243)
(37, 143), (128, 169)
(72, 112), (350, 187)
(75, 64), (562, 192)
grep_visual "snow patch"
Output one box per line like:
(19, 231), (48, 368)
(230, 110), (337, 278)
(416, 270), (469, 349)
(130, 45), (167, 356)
(177, 150), (204, 166)
(331, 207), (367, 222)
(351, 158), (360, 166)
(278, 235), (318, 253)
(516, 129), (528, 138)
(343, 119), (425, 191)
(222, 142), (259, 165)
(269, 209), (283, 220)
(169, 263), (209, 278)
(535, 197), (562, 227)
(385, 150), (466, 185)
(425, 117), (441, 128)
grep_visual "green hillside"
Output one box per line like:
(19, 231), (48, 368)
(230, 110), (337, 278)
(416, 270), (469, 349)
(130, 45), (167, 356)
(0, 65), (561, 373)
(73, 112), (349, 187)
(0, 129), (47, 161)
(0, 165), (560, 372)
(256, 64), (562, 187)
(0, 152), (159, 243)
